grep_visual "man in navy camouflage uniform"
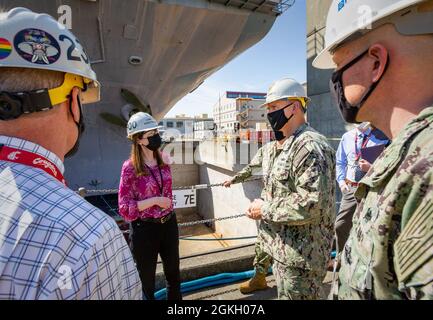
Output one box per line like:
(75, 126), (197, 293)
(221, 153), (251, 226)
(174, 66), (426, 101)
(226, 78), (336, 299)
(314, 0), (433, 300)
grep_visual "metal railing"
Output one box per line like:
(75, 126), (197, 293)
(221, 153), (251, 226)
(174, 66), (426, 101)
(79, 176), (341, 247)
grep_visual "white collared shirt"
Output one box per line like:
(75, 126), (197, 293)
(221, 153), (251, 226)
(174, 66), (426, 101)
(336, 128), (389, 186)
(0, 136), (142, 300)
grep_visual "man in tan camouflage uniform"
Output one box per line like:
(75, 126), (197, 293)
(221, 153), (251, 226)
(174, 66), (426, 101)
(314, 0), (433, 299)
(225, 78), (336, 300)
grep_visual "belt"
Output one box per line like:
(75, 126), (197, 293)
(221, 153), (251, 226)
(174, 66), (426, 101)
(134, 211), (175, 225)
(345, 179), (359, 187)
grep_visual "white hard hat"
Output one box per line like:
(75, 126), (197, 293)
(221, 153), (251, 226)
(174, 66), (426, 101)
(313, 0), (433, 69)
(0, 7), (100, 104)
(127, 112), (160, 139)
(261, 78), (309, 107)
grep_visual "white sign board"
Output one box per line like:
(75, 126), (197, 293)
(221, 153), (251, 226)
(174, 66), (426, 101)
(173, 189), (197, 209)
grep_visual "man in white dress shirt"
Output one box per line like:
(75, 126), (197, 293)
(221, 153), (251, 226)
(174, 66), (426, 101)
(334, 123), (390, 254)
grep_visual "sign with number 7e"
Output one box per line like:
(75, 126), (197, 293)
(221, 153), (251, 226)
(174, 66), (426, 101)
(172, 189), (197, 209)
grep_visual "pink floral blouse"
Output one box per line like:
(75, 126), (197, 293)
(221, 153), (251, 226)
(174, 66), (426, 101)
(118, 158), (173, 222)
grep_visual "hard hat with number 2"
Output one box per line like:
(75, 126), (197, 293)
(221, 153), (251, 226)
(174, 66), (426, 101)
(0, 7), (100, 106)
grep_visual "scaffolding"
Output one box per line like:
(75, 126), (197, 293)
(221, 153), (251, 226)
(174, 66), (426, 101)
(210, 0), (295, 16)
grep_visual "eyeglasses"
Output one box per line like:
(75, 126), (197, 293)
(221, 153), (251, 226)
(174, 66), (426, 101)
(140, 130), (157, 139)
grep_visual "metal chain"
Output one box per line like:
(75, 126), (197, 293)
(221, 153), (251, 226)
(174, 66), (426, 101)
(78, 188), (118, 195)
(177, 213), (246, 228)
(77, 178), (257, 229)
(76, 176), (263, 195)
(179, 235), (256, 241)
(173, 177), (262, 190)
(172, 182), (224, 191)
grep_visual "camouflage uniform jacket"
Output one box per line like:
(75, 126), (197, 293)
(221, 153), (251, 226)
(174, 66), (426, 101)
(232, 124), (336, 272)
(339, 107), (433, 300)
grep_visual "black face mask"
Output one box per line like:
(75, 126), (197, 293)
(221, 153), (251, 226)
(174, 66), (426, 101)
(330, 49), (389, 124)
(274, 130), (286, 142)
(65, 98), (85, 158)
(145, 133), (162, 151)
(267, 103), (294, 141)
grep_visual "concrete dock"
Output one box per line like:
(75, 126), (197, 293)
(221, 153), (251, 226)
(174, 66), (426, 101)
(184, 274), (278, 300)
(84, 140), (337, 300)
(182, 272), (333, 300)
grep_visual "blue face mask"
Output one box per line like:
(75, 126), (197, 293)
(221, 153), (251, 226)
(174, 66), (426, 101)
(267, 102), (294, 141)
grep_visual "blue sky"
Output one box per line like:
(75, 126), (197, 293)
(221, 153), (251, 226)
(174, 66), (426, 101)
(166, 0), (307, 118)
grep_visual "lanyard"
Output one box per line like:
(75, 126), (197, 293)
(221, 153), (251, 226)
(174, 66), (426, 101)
(144, 163), (164, 196)
(354, 132), (371, 161)
(0, 144), (66, 185)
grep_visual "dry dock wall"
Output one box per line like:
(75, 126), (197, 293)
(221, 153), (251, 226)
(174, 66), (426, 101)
(306, 0), (355, 143)
(195, 141), (263, 244)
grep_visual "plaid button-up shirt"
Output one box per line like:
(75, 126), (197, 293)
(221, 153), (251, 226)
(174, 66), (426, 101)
(0, 136), (142, 300)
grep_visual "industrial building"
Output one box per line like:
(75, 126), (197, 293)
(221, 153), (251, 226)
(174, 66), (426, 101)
(159, 114), (195, 140)
(213, 91), (267, 134)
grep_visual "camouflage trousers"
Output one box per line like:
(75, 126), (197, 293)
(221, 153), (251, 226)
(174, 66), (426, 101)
(253, 238), (272, 274)
(273, 261), (326, 300)
(337, 281), (373, 300)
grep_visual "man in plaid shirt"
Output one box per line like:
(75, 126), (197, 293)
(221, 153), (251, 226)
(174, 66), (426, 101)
(0, 8), (141, 299)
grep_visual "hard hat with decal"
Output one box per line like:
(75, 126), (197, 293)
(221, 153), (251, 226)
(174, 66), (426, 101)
(0, 7), (100, 105)
(261, 78), (309, 108)
(127, 112), (161, 139)
(313, 0), (433, 69)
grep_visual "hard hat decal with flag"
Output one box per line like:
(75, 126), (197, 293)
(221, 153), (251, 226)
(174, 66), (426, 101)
(14, 28), (61, 65)
(1, 8), (97, 79)
(0, 38), (13, 60)
(0, 7), (100, 121)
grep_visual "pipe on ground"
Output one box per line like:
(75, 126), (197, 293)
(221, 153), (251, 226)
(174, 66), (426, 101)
(154, 270), (256, 300)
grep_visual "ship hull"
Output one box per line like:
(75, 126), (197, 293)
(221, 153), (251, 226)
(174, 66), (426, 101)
(0, 0), (278, 190)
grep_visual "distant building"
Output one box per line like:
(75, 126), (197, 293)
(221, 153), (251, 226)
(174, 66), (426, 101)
(194, 120), (215, 140)
(238, 100), (268, 130)
(194, 113), (210, 120)
(213, 91), (267, 134)
(159, 114), (194, 140)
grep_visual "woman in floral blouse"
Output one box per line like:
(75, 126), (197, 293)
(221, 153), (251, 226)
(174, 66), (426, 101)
(118, 112), (181, 300)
